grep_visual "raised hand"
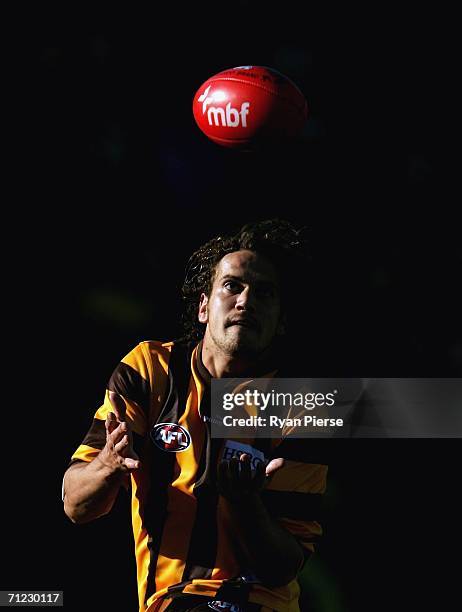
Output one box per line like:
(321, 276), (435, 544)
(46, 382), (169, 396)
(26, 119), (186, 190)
(96, 392), (141, 473)
(217, 453), (285, 503)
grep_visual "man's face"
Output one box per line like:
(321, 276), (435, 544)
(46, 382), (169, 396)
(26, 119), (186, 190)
(198, 250), (284, 357)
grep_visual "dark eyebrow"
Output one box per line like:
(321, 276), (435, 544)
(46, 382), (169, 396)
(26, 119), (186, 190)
(220, 275), (243, 282)
(220, 274), (278, 289)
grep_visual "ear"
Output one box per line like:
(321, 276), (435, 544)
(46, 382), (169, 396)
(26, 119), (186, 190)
(198, 293), (209, 324)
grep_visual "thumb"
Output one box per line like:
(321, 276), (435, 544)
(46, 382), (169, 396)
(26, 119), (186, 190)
(124, 457), (141, 471)
(265, 457), (285, 477)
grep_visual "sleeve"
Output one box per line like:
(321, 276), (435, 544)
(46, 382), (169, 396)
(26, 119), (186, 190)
(261, 438), (328, 561)
(69, 342), (151, 466)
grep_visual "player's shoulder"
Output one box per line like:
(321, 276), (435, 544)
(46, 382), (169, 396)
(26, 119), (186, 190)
(118, 340), (179, 380)
(129, 339), (174, 362)
(139, 339), (174, 351)
(135, 338), (195, 362)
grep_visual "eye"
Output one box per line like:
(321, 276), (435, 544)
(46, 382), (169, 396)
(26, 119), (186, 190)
(223, 280), (240, 292)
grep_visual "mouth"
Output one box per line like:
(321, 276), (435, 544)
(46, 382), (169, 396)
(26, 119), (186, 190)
(227, 319), (259, 331)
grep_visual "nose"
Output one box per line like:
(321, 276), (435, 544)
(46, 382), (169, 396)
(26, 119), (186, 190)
(235, 286), (256, 312)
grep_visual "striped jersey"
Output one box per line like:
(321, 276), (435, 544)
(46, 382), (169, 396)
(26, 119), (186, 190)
(68, 340), (328, 612)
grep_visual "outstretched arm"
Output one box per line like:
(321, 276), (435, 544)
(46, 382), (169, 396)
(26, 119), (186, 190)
(63, 392), (140, 524)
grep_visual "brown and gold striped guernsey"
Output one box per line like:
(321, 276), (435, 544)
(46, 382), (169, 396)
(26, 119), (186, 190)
(69, 340), (328, 612)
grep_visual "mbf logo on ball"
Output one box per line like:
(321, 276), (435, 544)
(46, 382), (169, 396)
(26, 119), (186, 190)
(192, 66), (307, 150)
(151, 423), (191, 452)
(197, 85), (250, 128)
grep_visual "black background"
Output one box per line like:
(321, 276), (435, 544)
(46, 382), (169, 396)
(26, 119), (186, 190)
(5, 3), (460, 611)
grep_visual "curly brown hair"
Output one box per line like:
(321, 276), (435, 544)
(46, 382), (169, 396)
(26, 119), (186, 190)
(181, 218), (309, 341)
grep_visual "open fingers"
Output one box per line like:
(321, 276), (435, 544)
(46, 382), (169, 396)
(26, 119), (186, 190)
(217, 452), (273, 501)
(105, 412), (119, 436)
(239, 453), (252, 489)
(114, 434), (129, 454)
(228, 456), (241, 488)
(123, 457), (140, 470)
(108, 420), (128, 446)
(108, 391), (127, 422)
(253, 459), (266, 490)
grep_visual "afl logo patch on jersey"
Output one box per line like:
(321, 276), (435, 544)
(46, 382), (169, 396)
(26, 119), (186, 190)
(151, 423), (191, 452)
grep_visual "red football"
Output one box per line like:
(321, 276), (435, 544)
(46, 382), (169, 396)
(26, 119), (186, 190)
(192, 65), (308, 149)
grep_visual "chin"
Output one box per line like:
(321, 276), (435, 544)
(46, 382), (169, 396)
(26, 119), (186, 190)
(227, 339), (264, 358)
(223, 329), (258, 354)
